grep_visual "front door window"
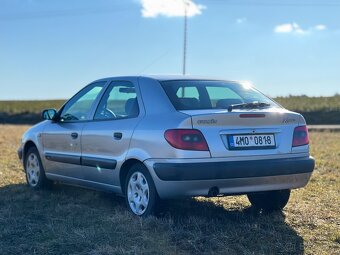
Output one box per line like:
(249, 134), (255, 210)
(60, 81), (106, 122)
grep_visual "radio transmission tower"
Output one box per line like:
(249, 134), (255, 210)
(182, 1), (189, 75)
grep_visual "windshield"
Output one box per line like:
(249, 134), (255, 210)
(160, 80), (279, 111)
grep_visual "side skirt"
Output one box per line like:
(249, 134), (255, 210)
(46, 173), (122, 194)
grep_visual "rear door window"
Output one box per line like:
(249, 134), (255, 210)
(94, 81), (139, 120)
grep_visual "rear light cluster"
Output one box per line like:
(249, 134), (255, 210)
(292, 125), (309, 147)
(164, 129), (209, 151)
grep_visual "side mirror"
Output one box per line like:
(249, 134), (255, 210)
(42, 109), (57, 121)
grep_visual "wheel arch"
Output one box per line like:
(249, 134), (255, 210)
(119, 158), (145, 193)
(23, 140), (38, 161)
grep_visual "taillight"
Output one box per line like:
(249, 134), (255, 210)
(164, 129), (209, 151)
(292, 125), (309, 147)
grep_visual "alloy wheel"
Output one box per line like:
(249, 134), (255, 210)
(26, 153), (40, 187)
(127, 171), (150, 215)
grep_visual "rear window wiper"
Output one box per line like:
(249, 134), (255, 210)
(228, 102), (271, 112)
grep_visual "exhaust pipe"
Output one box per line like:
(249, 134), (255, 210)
(208, 186), (219, 197)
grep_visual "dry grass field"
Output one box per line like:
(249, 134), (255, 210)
(0, 125), (339, 255)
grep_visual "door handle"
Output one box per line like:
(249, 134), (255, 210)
(71, 132), (78, 139)
(113, 132), (122, 140)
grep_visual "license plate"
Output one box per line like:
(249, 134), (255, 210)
(228, 134), (276, 150)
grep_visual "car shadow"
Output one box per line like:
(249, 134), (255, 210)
(159, 198), (304, 254)
(0, 183), (304, 254)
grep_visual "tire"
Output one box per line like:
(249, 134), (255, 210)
(247, 189), (291, 211)
(124, 163), (158, 216)
(24, 147), (52, 189)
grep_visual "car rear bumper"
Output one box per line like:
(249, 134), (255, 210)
(144, 156), (315, 199)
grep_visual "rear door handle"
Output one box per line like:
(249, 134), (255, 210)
(113, 132), (122, 140)
(71, 132), (78, 139)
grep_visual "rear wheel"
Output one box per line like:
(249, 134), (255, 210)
(247, 189), (291, 211)
(124, 163), (158, 216)
(24, 147), (52, 189)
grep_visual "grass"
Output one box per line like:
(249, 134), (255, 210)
(0, 125), (339, 254)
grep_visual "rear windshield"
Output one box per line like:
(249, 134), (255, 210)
(160, 80), (278, 111)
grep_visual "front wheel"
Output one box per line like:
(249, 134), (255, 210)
(125, 163), (158, 216)
(24, 147), (52, 189)
(247, 189), (291, 211)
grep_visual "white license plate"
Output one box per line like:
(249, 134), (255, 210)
(228, 134), (276, 150)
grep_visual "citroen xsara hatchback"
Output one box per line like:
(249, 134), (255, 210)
(18, 76), (315, 216)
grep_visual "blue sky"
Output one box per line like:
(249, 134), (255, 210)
(0, 0), (339, 99)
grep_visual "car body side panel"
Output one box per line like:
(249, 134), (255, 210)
(41, 122), (85, 179)
(81, 118), (139, 186)
(19, 121), (48, 164)
(128, 114), (211, 160)
(80, 77), (145, 186)
(137, 77), (177, 115)
(127, 77), (210, 160)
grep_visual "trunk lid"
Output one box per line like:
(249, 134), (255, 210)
(181, 107), (303, 158)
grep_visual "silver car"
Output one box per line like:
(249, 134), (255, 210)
(18, 76), (315, 216)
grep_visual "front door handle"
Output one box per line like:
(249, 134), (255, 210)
(113, 132), (122, 140)
(71, 132), (78, 139)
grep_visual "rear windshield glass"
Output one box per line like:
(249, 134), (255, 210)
(160, 80), (278, 110)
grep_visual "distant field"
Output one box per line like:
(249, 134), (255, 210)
(0, 100), (65, 114)
(0, 100), (65, 124)
(275, 95), (340, 124)
(0, 125), (339, 254)
(275, 95), (340, 112)
(0, 95), (340, 124)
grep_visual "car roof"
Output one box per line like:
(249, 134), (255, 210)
(93, 75), (237, 83)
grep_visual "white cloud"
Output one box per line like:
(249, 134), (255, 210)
(274, 23), (308, 34)
(274, 22), (327, 35)
(236, 17), (247, 24)
(315, 24), (327, 30)
(274, 23), (294, 33)
(140, 0), (206, 18)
